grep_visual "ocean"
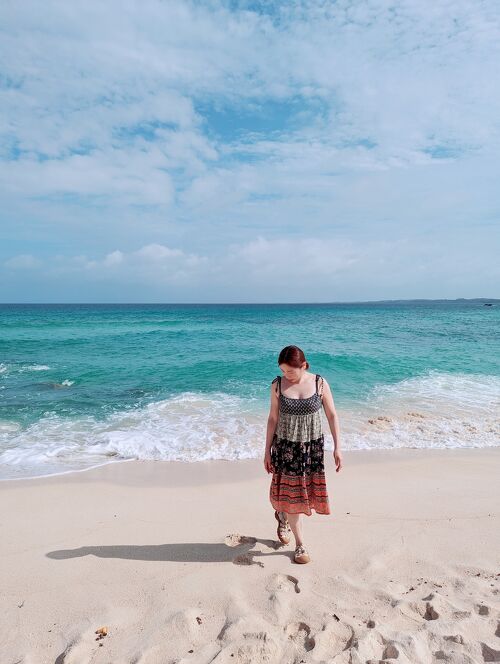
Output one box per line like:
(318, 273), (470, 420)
(0, 300), (498, 480)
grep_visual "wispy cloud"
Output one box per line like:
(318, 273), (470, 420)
(1, 0), (499, 300)
(4, 230), (498, 302)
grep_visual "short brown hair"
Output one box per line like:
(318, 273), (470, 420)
(277, 345), (309, 370)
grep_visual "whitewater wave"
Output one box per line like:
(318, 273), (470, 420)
(344, 370), (500, 450)
(0, 392), (264, 479)
(0, 371), (498, 480)
(0, 363), (51, 374)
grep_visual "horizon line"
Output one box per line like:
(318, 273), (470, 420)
(0, 298), (498, 306)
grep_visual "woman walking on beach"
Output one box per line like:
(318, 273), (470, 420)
(264, 345), (342, 564)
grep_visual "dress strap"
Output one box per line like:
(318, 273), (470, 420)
(316, 374), (324, 398)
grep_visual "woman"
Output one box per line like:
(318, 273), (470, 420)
(264, 345), (343, 564)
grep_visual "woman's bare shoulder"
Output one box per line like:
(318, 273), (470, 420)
(318, 374), (332, 390)
(322, 377), (337, 401)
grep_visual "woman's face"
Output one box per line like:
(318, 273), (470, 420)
(279, 363), (306, 382)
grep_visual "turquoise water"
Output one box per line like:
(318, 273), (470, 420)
(1, 300), (499, 479)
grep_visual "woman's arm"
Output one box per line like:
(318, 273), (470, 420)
(264, 382), (279, 473)
(265, 381), (279, 453)
(321, 377), (343, 471)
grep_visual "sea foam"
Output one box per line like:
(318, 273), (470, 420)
(0, 371), (498, 480)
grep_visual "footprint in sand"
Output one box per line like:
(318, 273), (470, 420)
(212, 632), (282, 662)
(224, 533), (257, 547)
(284, 621), (315, 652)
(444, 634), (466, 644)
(232, 553), (264, 567)
(382, 641), (400, 659)
(224, 533), (263, 567)
(481, 642), (500, 662)
(265, 573), (301, 624)
(423, 602), (439, 621)
(266, 573), (301, 594)
(476, 603), (490, 616)
(214, 615), (282, 663)
(310, 618), (355, 661)
(409, 592), (472, 624)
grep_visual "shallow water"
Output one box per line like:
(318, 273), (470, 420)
(0, 300), (498, 479)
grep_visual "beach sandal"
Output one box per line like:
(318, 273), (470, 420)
(294, 544), (311, 564)
(274, 510), (291, 545)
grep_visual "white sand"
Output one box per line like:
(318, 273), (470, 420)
(0, 447), (499, 663)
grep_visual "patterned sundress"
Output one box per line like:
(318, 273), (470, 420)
(269, 374), (331, 516)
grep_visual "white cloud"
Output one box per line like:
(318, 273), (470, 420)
(134, 244), (184, 261)
(102, 250), (124, 266)
(1, 1), (499, 300)
(4, 229), (497, 302)
(8, 244), (211, 288)
(4, 254), (42, 269)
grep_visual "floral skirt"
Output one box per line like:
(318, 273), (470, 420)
(269, 434), (330, 516)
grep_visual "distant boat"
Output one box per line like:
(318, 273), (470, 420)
(483, 303), (493, 306)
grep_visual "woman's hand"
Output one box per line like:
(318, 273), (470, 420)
(333, 448), (343, 472)
(264, 450), (274, 474)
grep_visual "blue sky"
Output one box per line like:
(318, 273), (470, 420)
(1, 0), (499, 302)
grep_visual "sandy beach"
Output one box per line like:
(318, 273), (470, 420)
(1, 447), (499, 663)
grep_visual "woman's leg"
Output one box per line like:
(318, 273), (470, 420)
(286, 512), (304, 546)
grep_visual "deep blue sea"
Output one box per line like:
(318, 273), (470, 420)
(0, 300), (499, 480)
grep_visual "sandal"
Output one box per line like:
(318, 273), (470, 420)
(274, 510), (291, 545)
(294, 544), (311, 564)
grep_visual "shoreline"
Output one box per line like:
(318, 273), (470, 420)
(1, 446), (499, 662)
(1, 444), (499, 485)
